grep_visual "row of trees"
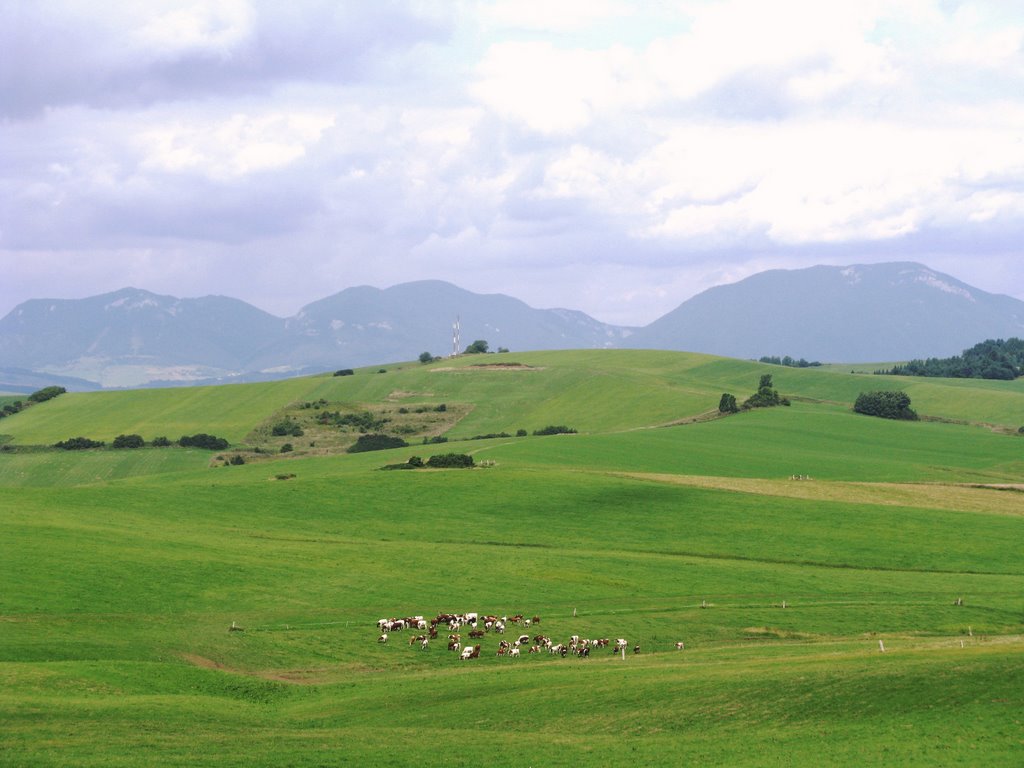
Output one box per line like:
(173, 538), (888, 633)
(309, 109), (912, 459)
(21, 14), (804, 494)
(0, 386), (67, 421)
(53, 433), (228, 450)
(876, 338), (1024, 380)
(758, 356), (822, 368)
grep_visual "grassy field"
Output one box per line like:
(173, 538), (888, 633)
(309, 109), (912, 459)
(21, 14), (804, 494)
(1, 350), (1022, 766)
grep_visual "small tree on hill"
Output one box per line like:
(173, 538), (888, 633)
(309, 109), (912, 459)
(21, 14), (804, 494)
(464, 339), (488, 354)
(419, 351), (435, 364)
(718, 393), (739, 413)
(743, 374), (789, 409)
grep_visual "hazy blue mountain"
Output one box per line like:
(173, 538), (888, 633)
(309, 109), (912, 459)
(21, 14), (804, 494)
(0, 288), (289, 387)
(626, 262), (1024, 362)
(4, 265), (1024, 389)
(249, 280), (633, 371)
(0, 281), (632, 388)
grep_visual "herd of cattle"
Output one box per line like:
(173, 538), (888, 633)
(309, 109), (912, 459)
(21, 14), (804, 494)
(375, 611), (684, 659)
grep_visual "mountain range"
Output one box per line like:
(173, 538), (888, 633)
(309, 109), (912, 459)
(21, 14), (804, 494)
(2, 262), (1023, 390)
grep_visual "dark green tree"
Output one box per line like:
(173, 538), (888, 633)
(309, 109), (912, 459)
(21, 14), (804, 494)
(718, 393), (739, 413)
(464, 339), (489, 354)
(419, 351), (435, 364)
(112, 434), (144, 449)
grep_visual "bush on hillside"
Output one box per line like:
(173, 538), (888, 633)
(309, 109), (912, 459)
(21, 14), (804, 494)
(426, 452), (475, 468)
(54, 436), (105, 450)
(271, 419), (304, 437)
(516, 428), (528, 437)
(151, 436), (172, 447)
(112, 434), (145, 449)
(853, 391), (919, 421)
(743, 374), (790, 409)
(347, 434), (409, 453)
(719, 393), (739, 413)
(179, 433), (230, 450)
(28, 386), (67, 403)
(533, 425), (577, 436)
(334, 369), (354, 377)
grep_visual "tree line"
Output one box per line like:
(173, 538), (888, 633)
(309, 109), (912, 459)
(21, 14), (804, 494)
(876, 338), (1024, 380)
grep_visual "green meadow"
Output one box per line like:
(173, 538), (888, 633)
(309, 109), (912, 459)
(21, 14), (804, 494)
(1, 350), (1022, 766)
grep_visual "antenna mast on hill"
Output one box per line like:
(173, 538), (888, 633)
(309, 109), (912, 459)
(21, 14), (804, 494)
(452, 315), (461, 357)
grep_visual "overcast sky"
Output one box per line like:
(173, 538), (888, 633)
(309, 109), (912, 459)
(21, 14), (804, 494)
(3, 1), (1023, 326)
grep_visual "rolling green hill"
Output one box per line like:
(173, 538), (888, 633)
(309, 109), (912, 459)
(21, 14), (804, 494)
(1, 350), (1021, 766)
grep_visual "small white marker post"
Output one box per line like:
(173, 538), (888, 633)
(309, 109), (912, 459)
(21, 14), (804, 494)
(621, 647), (626, 661)
(878, 640), (886, 652)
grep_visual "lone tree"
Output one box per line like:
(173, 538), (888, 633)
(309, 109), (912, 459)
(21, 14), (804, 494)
(718, 393), (739, 413)
(418, 351), (435, 364)
(464, 339), (488, 354)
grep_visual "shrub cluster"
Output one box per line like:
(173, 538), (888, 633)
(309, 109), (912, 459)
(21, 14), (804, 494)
(28, 386), (67, 403)
(743, 374), (790, 409)
(112, 434), (145, 449)
(54, 436), (105, 450)
(179, 433), (230, 450)
(333, 369), (355, 377)
(853, 391), (919, 420)
(425, 453), (475, 468)
(422, 435), (448, 444)
(347, 434), (409, 453)
(321, 411), (388, 432)
(533, 425), (577, 436)
(271, 419), (304, 437)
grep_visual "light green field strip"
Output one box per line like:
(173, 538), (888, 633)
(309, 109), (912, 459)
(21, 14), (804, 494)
(611, 472), (1024, 517)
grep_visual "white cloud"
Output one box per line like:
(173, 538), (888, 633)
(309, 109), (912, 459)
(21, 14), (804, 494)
(136, 111), (335, 179)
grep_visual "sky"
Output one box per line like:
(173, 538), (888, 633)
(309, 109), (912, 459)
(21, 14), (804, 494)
(2, 0), (1024, 327)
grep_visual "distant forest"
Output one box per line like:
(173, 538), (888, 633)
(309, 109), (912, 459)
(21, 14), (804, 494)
(758, 356), (822, 368)
(876, 338), (1024, 380)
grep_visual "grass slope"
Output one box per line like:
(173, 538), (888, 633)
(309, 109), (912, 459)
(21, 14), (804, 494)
(1, 350), (1022, 765)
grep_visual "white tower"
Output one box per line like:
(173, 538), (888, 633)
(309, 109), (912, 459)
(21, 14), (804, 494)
(452, 315), (461, 357)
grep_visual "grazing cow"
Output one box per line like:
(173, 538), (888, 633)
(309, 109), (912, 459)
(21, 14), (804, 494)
(469, 645), (481, 659)
(633, 645), (641, 654)
(531, 616), (541, 625)
(528, 645), (540, 654)
(469, 629), (485, 639)
(675, 642), (685, 650)
(595, 638), (609, 648)
(494, 621), (505, 634)
(516, 634), (530, 646)
(570, 635), (580, 646)
(509, 647), (520, 658)
(448, 639), (461, 651)
(378, 633), (388, 644)
(420, 637), (429, 650)
(460, 646), (473, 660)
(614, 638), (628, 653)
(577, 646), (590, 658)
(549, 643), (565, 655)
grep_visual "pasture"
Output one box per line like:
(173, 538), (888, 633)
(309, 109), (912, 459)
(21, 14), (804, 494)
(1, 350), (1022, 766)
